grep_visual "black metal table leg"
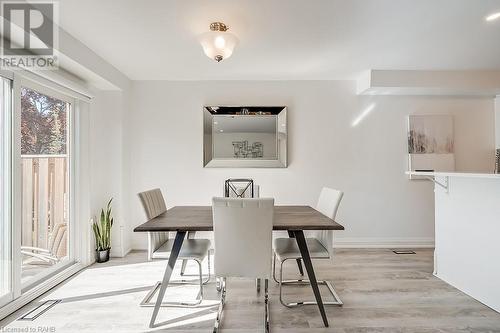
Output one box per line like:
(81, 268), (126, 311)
(293, 230), (329, 327)
(180, 231), (195, 275)
(287, 230), (304, 276)
(149, 230), (186, 328)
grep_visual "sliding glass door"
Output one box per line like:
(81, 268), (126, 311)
(1, 73), (80, 311)
(18, 82), (73, 287)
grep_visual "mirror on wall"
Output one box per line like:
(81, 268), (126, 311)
(203, 106), (287, 168)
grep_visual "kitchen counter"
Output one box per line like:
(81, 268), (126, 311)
(408, 171), (500, 312)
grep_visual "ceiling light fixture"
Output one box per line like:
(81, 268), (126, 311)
(199, 22), (239, 62)
(486, 12), (500, 21)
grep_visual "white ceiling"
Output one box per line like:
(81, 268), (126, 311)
(58, 0), (500, 81)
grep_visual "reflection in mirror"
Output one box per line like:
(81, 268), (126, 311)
(203, 106), (287, 168)
(213, 116), (277, 159)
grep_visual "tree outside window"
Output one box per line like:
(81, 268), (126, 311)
(21, 87), (68, 155)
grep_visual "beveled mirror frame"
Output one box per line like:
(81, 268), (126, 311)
(203, 106), (287, 168)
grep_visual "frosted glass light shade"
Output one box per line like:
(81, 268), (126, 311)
(199, 31), (239, 62)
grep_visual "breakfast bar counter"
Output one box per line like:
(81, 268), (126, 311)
(408, 171), (500, 313)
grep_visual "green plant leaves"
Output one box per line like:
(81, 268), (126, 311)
(91, 197), (113, 251)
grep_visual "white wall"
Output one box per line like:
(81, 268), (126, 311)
(125, 80), (495, 249)
(39, 23), (134, 259)
(89, 90), (127, 256)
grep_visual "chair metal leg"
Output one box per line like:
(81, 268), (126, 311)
(213, 277), (270, 333)
(141, 253), (211, 307)
(273, 249), (342, 308)
(264, 278), (270, 333)
(141, 259), (206, 308)
(176, 251), (211, 284)
(278, 258), (343, 307)
(256, 278), (261, 293)
(207, 251), (211, 284)
(216, 277), (222, 292)
(213, 277), (226, 333)
(272, 252), (280, 284)
(197, 259), (204, 303)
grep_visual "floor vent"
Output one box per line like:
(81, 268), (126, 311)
(393, 250), (416, 255)
(18, 300), (61, 321)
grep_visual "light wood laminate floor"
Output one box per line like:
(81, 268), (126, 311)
(1, 249), (500, 332)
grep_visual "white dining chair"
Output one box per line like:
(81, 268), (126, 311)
(273, 187), (344, 307)
(182, 179), (261, 280)
(221, 178), (264, 292)
(138, 188), (211, 307)
(212, 197), (274, 333)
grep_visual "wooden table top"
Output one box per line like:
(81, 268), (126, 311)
(134, 205), (345, 232)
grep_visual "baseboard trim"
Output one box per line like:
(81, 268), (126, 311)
(130, 237), (435, 252)
(110, 246), (132, 258)
(0, 263), (86, 321)
(334, 237), (435, 248)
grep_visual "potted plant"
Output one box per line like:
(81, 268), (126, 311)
(92, 198), (114, 263)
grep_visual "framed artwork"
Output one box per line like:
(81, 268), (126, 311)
(407, 115), (455, 178)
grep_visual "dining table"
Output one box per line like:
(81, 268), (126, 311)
(134, 205), (344, 328)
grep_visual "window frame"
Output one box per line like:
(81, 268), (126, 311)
(0, 76), (13, 308)
(13, 73), (79, 293)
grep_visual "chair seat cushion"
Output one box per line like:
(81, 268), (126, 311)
(273, 237), (329, 261)
(152, 239), (211, 261)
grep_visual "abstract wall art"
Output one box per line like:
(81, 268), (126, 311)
(232, 140), (263, 158)
(407, 115), (455, 177)
(408, 115), (454, 154)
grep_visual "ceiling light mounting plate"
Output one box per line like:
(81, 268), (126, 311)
(210, 22), (228, 32)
